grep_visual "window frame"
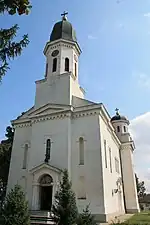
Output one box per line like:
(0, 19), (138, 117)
(65, 57), (69, 72)
(104, 140), (107, 168)
(22, 143), (28, 169)
(52, 58), (57, 72)
(79, 137), (84, 165)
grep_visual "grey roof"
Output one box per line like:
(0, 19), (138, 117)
(111, 114), (127, 122)
(50, 17), (77, 42)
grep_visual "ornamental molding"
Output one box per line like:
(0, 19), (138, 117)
(35, 78), (46, 84)
(13, 122), (31, 129)
(120, 144), (133, 151)
(12, 104), (120, 127)
(73, 110), (99, 118)
(44, 39), (81, 56)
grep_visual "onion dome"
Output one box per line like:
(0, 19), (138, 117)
(50, 12), (77, 43)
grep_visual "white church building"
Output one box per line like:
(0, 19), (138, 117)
(7, 13), (139, 223)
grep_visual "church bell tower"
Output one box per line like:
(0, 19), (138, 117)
(35, 12), (84, 108)
(111, 109), (140, 213)
(44, 12), (81, 80)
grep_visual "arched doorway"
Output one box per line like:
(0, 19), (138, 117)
(39, 174), (53, 210)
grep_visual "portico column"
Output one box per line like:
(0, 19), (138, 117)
(32, 183), (40, 210)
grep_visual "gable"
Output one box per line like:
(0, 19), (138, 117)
(15, 103), (72, 121)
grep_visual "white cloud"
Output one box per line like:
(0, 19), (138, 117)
(144, 12), (150, 17)
(130, 112), (150, 192)
(133, 72), (150, 90)
(87, 35), (98, 40)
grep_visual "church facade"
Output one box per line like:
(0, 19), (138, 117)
(7, 13), (139, 222)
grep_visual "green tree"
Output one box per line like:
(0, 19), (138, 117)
(135, 173), (146, 200)
(0, 0), (32, 81)
(0, 184), (30, 225)
(0, 178), (6, 209)
(0, 126), (14, 205)
(52, 169), (78, 225)
(0, 126), (14, 184)
(77, 205), (97, 225)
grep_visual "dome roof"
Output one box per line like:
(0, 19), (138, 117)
(111, 109), (127, 122)
(50, 15), (77, 43)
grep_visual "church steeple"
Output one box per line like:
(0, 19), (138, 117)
(35, 14), (84, 108)
(44, 13), (81, 80)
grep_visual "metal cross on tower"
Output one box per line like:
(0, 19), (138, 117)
(115, 108), (119, 115)
(61, 11), (68, 20)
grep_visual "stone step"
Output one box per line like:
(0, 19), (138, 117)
(30, 211), (54, 225)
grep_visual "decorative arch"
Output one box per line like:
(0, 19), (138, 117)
(79, 137), (84, 165)
(39, 174), (53, 186)
(65, 57), (69, 72)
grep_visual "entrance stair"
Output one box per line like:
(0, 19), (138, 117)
(30, 211), (54, 225)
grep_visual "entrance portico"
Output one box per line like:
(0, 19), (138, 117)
(30, 163), (61, 211)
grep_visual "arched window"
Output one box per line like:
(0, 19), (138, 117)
(75, 63), (77, 77)
(124, 126), (126, 132)
(45, 63), (48, 77)
(45, 139), (51, 163)
(22, 144), (28, 169)
(117, 126), (120, 132)
(52, 58), (57, 72)
(65, 58), (69, 72)
(104, 140), (107, 168)
(79, 137), (84, 165)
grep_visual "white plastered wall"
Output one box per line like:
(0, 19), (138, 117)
(99, 115), (125, 217)
(7, 125), (32, 193)
(71, 114), (105, 215)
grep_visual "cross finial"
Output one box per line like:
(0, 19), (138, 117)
(115, 108), (119, 115)
(61, 11), (68, 20)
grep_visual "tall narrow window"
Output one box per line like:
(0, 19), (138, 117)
(65, 58), (69, 72)
(115, 157), (119, 173)
(75, 63), (77, 77)
(124, 126), (126, 132)
(45, 63), (48, 77)
(109, 148), (112, 173)
(104, 140), (107, 168)
(45, 139), (51, 163)
(23, 144), (28, 169)
(79, 137), (84, 165)
(117, 126), (120, 132)
(52, 58), (57, 72)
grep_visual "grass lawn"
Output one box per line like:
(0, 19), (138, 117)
(123, 211), (150, 224)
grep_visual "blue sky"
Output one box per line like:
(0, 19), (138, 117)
(1, 0), (150, 138)
(1, 0), (150, 189)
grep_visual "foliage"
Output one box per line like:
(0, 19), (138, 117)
(0, 179), (6, 209)
(77, 205), (97, 225)
(0, 184), (30, 225)
(0, 0), (32, 81)
(52, 169), (78, 225)
(135, 173), (146, 200)
(0, 126), (14, 183)
(0, 126), (14, 205)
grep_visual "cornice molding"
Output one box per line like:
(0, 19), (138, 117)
(120, 143), (134, 152)
(44, 39), (81, 56)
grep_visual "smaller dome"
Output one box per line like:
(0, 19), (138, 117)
(111, 109), (127, 122)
